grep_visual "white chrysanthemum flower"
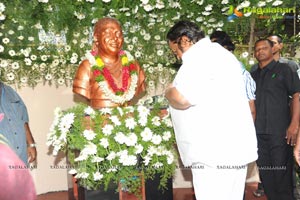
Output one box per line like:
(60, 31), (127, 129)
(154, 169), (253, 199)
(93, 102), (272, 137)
(147, 146), (157, 156)
(257, 1), (266, 7)
(155, 0), (165, 9)
(99, 108), (112, 115)
(17, 35), (24, 40)
(0, 3), (5, 12)
(242, 52), (249, 58)
(135, 144), (143, 154)
(205, 4), (213, 11)
(170, 2), (181, 9)
(8, 30), (14, 35)
(125, 133), (138, 146)
(20, 77), (28, 83)
(134, 51), (142, 58)
(93, 172), (103, 181)
(143, 155), (151, 166)
(74, 11), (86, 20)
(272, 0), (283, 6)
(81, 142), (97, 156)
(138, 105), (150, 117)
(157, 50), (164, 56)
(114, 132), (126, 144)
(8, 50), (16, 56)
(100, 138), (109, 148)
(107, 151), (116, 160)
(147, 67), (154, 74)
(244, 12), (252, 17)
(76, 172), (89, 179)
(45, 73), (52, 80)
(153, 162), (163, 168)
(127, 44), (134, 51)
(74, 154), (88, 161)
(84, 106), (96, 117)
(138, 117), (147, 126)
(83, 129), (96, 141)
(6, 72), (15, 81)
(11, 62), (20, 70)
(57, 78), (65, 85)
(165, 151), (175, 164)
(24, 58), (32, 66)
(3, 38), (10, 44)
(143, 4), (154, 12)
(102, 124), (114, 136)
(107, 166), (118, 173)
(41, 55), (48, 61)
(125, 117), (137, 130)
(151, 116), (161, 126)
(0, 45), (3, 53)
(92, 156), (104, 163)
(29, 55), (37, 61)
(121, 154), (137, 166)
(162, 131), (172, 141)
(143, 33), (151, 41)
(68, 169), (77, 175)
(28, 36), (34, 41)
(240, 0), (250, 8)
(102, 0), (111, 3)
(110, 115), (121, 126)
(221, 0), (229, 4)
(0, 60), (8, 68)
(58, 113), (75, 134)
(162, 116), (173, 127)
(154, 35), (161, 40)
(249, 59), (255, 65)
(141, 127), (153, 141)
(151, 134), (162, 145)
(70, 56), (78, 64)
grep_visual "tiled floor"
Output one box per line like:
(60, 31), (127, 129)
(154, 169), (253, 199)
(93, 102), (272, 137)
(37, 182), (267, 200)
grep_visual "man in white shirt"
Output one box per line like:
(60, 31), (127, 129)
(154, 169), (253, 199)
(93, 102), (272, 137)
(164, 20), (258, 200)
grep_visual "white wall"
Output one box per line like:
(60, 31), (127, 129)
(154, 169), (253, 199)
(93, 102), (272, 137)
(14, 83), (193, 195)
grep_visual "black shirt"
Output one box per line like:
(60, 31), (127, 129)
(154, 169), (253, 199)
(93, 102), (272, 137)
(251, 60), (300, 135)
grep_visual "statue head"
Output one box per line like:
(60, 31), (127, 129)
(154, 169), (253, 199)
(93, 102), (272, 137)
(93, 17), (124, 56)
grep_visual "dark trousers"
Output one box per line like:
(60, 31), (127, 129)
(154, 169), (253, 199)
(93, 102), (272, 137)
(256, 134), (295, 200)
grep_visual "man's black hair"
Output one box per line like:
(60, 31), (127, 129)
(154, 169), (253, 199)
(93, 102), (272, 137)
(254, 38), (274, 48)
(166, 20), (205, 44)
(210, 30), (235, 52)
(267, 34), (283, 43)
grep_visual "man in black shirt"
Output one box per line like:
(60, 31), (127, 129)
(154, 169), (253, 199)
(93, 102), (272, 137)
(251, 38), (300, 200)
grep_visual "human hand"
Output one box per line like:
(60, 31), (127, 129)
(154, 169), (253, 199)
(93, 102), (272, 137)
(27, 146), (37, 163)
(286, 124), (299, 146)
(294, 144), (300, 166)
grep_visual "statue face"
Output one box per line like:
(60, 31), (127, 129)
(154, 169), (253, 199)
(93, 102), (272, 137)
(96, 20), (124, 56)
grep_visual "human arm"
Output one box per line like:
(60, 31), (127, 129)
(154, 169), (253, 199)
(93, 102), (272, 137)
(286, 92), (300, 146)
(25, 123), (36, 163)
(164, 84), (191, 110)
(294, 130), (300, 165)
(249, 99), (256, 122)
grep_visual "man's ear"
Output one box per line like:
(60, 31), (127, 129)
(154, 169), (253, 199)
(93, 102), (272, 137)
(278, 43), (283, 51)
(180, 36), (193, 47)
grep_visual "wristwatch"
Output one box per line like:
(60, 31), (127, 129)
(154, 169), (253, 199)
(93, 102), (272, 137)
(28, 143), (37, 148)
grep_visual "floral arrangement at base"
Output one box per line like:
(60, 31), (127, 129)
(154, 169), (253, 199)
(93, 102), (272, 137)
(46, 97), (177, 197)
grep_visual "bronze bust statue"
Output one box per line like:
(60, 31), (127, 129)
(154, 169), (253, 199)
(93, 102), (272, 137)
(73, 17), (146, 109)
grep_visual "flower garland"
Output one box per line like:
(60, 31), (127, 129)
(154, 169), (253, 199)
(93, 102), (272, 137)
(86, 50), (138, 104)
